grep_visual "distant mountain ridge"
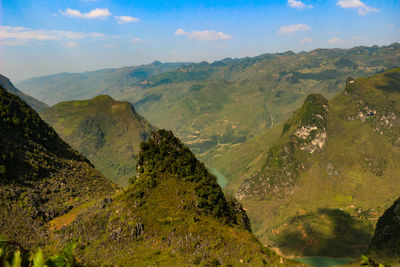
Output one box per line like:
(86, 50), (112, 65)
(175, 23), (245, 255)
(17, 61), (189, 106)
(0, 74), (48, 112)
(41, 95), (155, 186)
(17, 43), (400, 170)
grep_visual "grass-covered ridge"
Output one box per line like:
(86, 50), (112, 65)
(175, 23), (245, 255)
(0, 86), (118, 250)
(53, 129), (304, 266)
(41, 94), (155, 186)
(218, 68), (400, 257)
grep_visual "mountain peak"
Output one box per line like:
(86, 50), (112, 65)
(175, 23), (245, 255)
(136, 129), (239, 222)
(41, 95), (155, 186)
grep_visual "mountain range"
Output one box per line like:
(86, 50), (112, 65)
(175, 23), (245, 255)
(0, 84), (302, 266)
(17, 43), (400, 169)
(2, 43), (400, 265)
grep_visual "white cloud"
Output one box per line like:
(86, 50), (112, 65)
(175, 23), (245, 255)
(131, 38), (142, 43)
(175, 29), (232, 40)
(277, 24), (311, 35)
(300, 37), (313, 43)
(0, 25), (106, 45)
(65, 42), (77, 47)
(328, 37), (343, 43)
(62, 8), (111, 19)
(105, 43), (118, 48)
(174, 29), (188, 36)
(115, 16), (139, 24)
(288, 0), (313, 9)
(336, 0), (378, 15)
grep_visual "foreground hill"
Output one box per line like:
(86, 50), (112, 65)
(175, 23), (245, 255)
(221, 68), (400, 257)
(0, 86), (118, 250)
(18, 44), (400, 169)
(368, 197), (400, 265)
(51, 130), (302, 266)
(17, 61), (188, 106)
(41, 95), (155, 186)
(0, 74), (48, 112)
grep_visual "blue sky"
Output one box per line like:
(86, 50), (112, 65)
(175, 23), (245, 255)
(1, 0), (399, 82)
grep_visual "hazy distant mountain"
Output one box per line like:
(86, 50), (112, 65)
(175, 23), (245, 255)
(41, 95), (155, 186)
(53, 130), (302, 266)
(0, 74), (48, 112)
(17, 61), (189, 106)
(0, 86), (117, 250)
(217, 68), (400, 257)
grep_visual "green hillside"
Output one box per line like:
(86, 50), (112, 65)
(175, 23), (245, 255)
(0, 86), (118, 250)
(219, 68), (400, 258)
(0, 74), (48, 112)
(50, 130), (303, 266)
(41, 95), (155, 186)
(17, 61), (189, 106)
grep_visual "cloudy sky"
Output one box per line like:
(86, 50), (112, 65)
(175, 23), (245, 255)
(1, 0), (399, 82)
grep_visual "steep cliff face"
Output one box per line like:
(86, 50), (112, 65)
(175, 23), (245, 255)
(0, 86), (118, 249)
(236, 94), (329, 201)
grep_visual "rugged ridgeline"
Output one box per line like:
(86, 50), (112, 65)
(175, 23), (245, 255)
(52, 130), (302, 266)
(368, 197), (400, 265)
(17, 44), (400, 165)
(17, 61), (189, 106)
(0, 86), (118, 250)
(224, 68), (400, 257)
(41, 95), (155, 186)
(0, 74), (48, 112)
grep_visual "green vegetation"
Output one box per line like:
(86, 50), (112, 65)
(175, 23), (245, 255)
(41, 95), (155, 186)
(0, 237), (80, 267)
(0, 86), (117, 250)
(216, 68), (400, 257)
(52, 130), (303, 266)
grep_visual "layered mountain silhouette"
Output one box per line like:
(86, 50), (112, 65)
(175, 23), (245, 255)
(41, 95), (155, 186)
(17, 44), (400, 164)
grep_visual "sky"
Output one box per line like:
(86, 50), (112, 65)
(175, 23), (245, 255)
(1, 0), (399, 82)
